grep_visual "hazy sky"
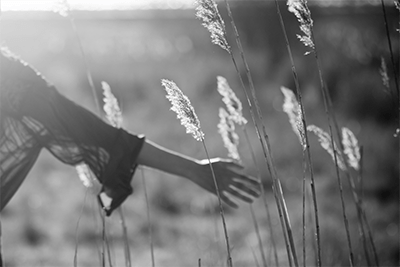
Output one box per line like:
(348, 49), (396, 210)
(1, 0), (194, 11)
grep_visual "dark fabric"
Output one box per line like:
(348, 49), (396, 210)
(0, 48), (145, 215)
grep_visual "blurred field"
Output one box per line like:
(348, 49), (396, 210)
(1, 2), (399, 266)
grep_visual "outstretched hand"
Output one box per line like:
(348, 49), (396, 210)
(191, 158), (260, 208)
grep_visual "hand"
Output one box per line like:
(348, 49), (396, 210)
(191, 158), (260, 208)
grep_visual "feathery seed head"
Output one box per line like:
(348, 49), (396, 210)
(217, 76), (247, 126)
(76, 164), (94, 188)
(162, 79), (205, 142)
(396, 1), (400, 32)
(218, 108), (241, 163)
(195, 0), (230, 52)
(307, 125), (346, 171)
(53, 0), (70, 17)
(102, 81), (123, 129)
(287, 0), (314, 53)
(379, 57), (390, 91)
(341, 127), (360, 171)
(281, 86), (306, 150)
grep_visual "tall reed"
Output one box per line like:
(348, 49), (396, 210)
(275, 0), (322, 265)
(287, 0), (361, 265)
(217, 75), (279, 267)
(161, 79), (232, 267)
(54, 2), (115, 265)
(195, 1), (298, 265)
(380, 0), (400, 97)
(217, 84), (267, 267)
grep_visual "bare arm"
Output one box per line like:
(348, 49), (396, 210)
(137, 139), (260, 208)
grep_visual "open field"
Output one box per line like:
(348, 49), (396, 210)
(1, 2), (398, 266)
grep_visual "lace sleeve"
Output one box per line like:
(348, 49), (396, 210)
(0, 49), (145, 214)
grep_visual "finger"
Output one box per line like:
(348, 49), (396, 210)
(232, 174), (259, 187)
(226, 187), (254, 203)
(232, 181), (260, 197)
(220, 193), (239, 209)
(225, 161), (245, 172)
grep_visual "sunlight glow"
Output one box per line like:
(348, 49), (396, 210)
(1, 0), (194, 11)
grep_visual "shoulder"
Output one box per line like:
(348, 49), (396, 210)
(1, 47), (57, 112)
(1, 47), (54, 88)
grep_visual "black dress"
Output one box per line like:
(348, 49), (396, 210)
(0, 48), (145, 216)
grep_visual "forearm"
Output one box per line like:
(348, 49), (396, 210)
(136, 139), (200, 181)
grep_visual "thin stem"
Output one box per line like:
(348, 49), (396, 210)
(273, 1), (322, 266)
(201, 140), (232, 267)
(358, 148), (380, 267)
(141, 168), (155, 267)
(251, 247), (261, 267)
(310, 30), (355, 266)
(302, 155), (306, 267)
(250, 204), (268, 267)
(242, 127), (279, 267)
(0, 218), (2, 267)
(68, 17), (101, 113)
(74, 188), (89, 267)
(99, 205), (106, 267)
(223, 2), (298, 266)
(381, 0), (400, 98)
(326, 87), (379, 267)
(117, 207), (132, 267)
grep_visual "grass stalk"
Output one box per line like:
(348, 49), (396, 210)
(273, 1), (322, 266)
(117, 207), (131, 267)
(222, 2), (299, 266)
(249, 204), (268, 267)
(201, 140), (232, 267)
(67, 16), (100, 112)
(311, 39), (355, 267)
(242, 127), (279, 267)
(61, 4), (116, 266)
(74, 188), (89, 267)
(326, 90), (379, 266)
(251, 247), (261, 267)
(301, 159), (306, 267)
(141, 167), (155, 267)
(380, 0), (400, 97)
(0, 218), (2, 267)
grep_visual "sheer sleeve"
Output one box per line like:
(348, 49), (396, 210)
(0, 49), (145, 215)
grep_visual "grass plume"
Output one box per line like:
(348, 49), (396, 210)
(162, 79), (232, 266)
(218, 107), (241, 164)
(102, 81), (132, 267)
(195, 0), (230, 53)
(281, 86), (306, 150)
(217, 76), (247, 126)
(341, 127), (361, 171)
(307, 125), (346, 171)
(287, 0), (314, 54)
(162, 79), (205, 142)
